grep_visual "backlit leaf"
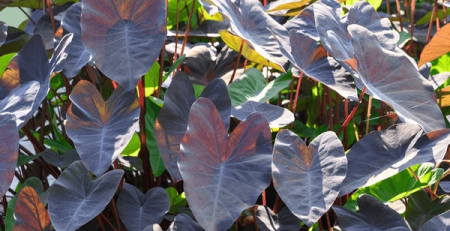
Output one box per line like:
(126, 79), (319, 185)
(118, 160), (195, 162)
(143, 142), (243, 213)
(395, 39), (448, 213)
(419, 24), (450, 67)
(13, 187), (52, 231)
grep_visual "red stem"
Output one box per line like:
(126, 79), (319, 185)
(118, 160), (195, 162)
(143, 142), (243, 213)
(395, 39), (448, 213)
(409, 0), (416, 55)
(177, 0), (197, 71)
(45, 0), (57, 34)
(337, 87), (367, 136)
(138, 77), (151, 192)
(396, 0), (403, 32)
(229, 39), (245, 84)
(426, 0), (438, 44)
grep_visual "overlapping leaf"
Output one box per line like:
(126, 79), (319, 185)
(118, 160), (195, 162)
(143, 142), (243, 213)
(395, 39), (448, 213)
(80, 0), (167, 91)
(406, 190), (450, 230)
(0, 114), (19, 198)
(420, 210), (450, 230)
(255, 206), (301, 231)
(179, 98), (272, 231)
(117, 183), (170, 231)
(48, 161), (124, 231)
(419, 62), (450, 90)
(231, 101), (294, 128)
(13, 187), (52, 231)
(272, 130), (346, 226)
(167, 213), (205, 231)
(155, 72), (231, 182)
(66, 80), (140, 176)
(418, 24), (450, 67)
(265, 0), (311, 16)
(40, 149), (80, 168)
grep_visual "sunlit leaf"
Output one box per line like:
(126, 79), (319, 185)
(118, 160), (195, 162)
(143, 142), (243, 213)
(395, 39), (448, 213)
(0, 52), (16, 76)
(80, 0), (167, 91)
(13, 187), (52, 231)
(117, 183), (169, 231)
(419, 210), (450, 230)
(406, 190), (450, 230)
(144, 62), (162, 97)
(419, 62), (450, 90)
(333, 194), (412, 230)
(168, 213), (204, 231)
(143, 224), (163, 231)
(166, 187), (187, 214)
(232, 101), (294, 128)
(155, 72), (231, 182)
(265, 0), (311, 16)
(418, 24), (450, 67)
(0, 114), (19, 198)
(122, 132), (141, 157)
(255, 206), (301, 231)
(48, 161), (124, 231)
(66, 80), (140, 176)
(40, 149), (80, 168)
(416, 8), (450, 25)
(179, 98), (272, 231)
(273, 130), (346, 226)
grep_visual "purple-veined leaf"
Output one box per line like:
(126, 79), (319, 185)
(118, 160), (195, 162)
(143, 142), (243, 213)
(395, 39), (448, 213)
(80, 0), (167, 91)
(117, 183), (169, 231)
(348, 25), (445, 132)
(66, 80), (140, 176)
(0, 114), (19, 198)
(13, 187), (53, 231)
(255, 206), (301, 231)
(272, 130), (346, 226)
(179, 98), (272, 231)
(231, 101), (294, 128)
(211, 0), (289, 70)
(155, 72), (231, 182)
(167, 213), (205, 231)
(333, 194), (412, 231)
(48, 161), (124, 231)
(60, 3), (92, 78)
(339, 124), (450, 196)
(419, 210), (450, 231)
(40, 149), (80, 168)
(0, 21), (6, 47)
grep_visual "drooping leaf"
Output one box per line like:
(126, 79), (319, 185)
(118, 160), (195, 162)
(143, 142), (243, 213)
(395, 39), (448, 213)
(348, 24), (445, 133)
(155, 72), (231, 182)
(40, 149), (80, 168)
(333, 194), (412, 231)
(0, 114), (19, 198)
(0, 21), (6, 47)
(255, 206), (301, 231)
(419, 210), (450, 231)
(48, 161), (124, 231)
(60, 3), (92, 78)
(117, 183), (170, 231)
(13, 187), (53, 231)
(418, 24), (450, 67)
(80, 0), (167, 91)
(212, 0), (289, 70)
(339, 124), (450, 196)
(272, 130), (346, 226)
(66, 80), (140, 176)
(232, 101), (294, 128)
(179, 98), (272, 231)
(145, 99), (165, 177)
(168, 213), (204, 231)
(405, 190), (450, 230)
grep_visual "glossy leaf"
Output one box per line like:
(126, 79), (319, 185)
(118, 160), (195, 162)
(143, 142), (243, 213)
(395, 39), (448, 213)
(418, 24), (450, 67)
(66, 80), (140, 176)
(272, 130), (346, 226)
(419, 210), (450, 231)
(255, 206), (301, 231)
(80, 0), (167, 91)
(406, 190), (450, 230)
(40, 149), (80, 168)
(13, 187), (52, 231)
(48, 161), (124, 231)
(179, 98), (272, 231)
(60, 3), (92, 78)
(155, 72), (231, 182)
(333, 194), (411, 231)
(232, 101), (294, 128)
(349, 25), (445, 133)
(117, 183), (169, 231)
(0, 21), (6, 47)
(0, 114), (19, 198)
(168, 213), (204, 231)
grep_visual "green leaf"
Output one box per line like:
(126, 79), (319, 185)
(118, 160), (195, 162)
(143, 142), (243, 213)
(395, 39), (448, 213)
(165, 187), (187, 214)
(397, 31), (412, 48)
(17, 154), (41, 166)
(44, 138), (73, 152)
(145, 98), (166, 177)
(47, 74), (64, 100)
(416, 8), (450, 25)
(431, 53), (450, 75)
(343, 0), (382, 10)
(193, 84), (205, 98)
(0, 53), (17, 77)
(345, 163), (443, 211)
(121, 133), (141, 157)
(168, 54), (186, 76)
(5, 0), (78, 8)
(144, 62), (162, 97)
(406, 189), (450, 230)
(168, 0), (201, 24)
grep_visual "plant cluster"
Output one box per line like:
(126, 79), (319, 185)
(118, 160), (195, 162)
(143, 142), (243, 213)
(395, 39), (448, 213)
(1, 0), (450, 230)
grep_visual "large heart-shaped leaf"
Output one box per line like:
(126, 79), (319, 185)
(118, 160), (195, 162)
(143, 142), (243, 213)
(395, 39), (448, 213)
(60, 3), (92, 78)
(0, 114), (19, 198)
(255, 206), (301, 231)
(348, 24), (445, 133)
(231, 101), (294, 128)
(333, 194), (412, 231)
(339, 124), (450, 196)
(0, 21), (6, 47)
(117, 183), (170, 231)
(283, 4), (317, 40)
(48, 161), (124, 231)
(13, 187), (52, 231)
(272, 130), (346, 226)
(167, 213), (204, 231)
(211, 0), (289, 70)
(40, 149), (80, 168)
(179, 98), (272, 231)
(66, 80), (140, 176)
(418, 24), (450, 67)
(405, 190), (450, 230)
(80, 0), (167, 91)
(155, 72), (231, 182)
(419, 210), (450, 231)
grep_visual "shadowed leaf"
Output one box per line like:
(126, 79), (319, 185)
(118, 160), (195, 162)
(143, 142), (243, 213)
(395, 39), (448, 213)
(418, 24), (450, 67)
(231, 101), (294, 128)
(179, 98), (272, 231)
(117, 183), (169, 231)
(145, 98), (165, 177)
(406, 190), (450, 230)
(48, 161), (124, 231)
(255, 206), (301, 231)
(80, 0), (167, 91)
(66, 80), (140, 176)
(420, 210), (450, 231)
(40, 149), (80, 168)
(0, 21), (6, 47)
(13, 187), (53, 231)
(168, 213), (205, 231)
(0, 114), (19, 198)
(333, 194), (411, 231)
(272, 130), (346, 226)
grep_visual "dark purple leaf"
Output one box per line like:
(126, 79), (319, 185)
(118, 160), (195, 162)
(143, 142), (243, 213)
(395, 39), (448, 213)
(80, 0), (167, 91)
(66, 80), (140, 176)
(283, 4), (317, 40)
(48, 161), (124, 231)
(40, 149), (80, 168)
(406, 189), (450, 230)
(143, 225), (163, 231)
(255, 206), (301, 231)
(0, 114), (19, 198)
(0, 21), (6, 47)
(13, 187), (53, 231)
(117, 183), (169, 231)
(179, 98), (272, 231)
(419, 210), (450, 231)
(273, 130), (346, 226)
(168, 213), (204, 231)
(231, 101), (294, 128)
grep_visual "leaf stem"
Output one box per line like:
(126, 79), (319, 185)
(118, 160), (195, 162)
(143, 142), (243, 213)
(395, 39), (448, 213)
(365, 96), (372, 135)
(426, 0), (438, 44)
(395, 0), (403, 32)
(229, 39), (245, 84)
(177, 0), (197, 71)
(45, 0), (57, 34)
(337, 87), (367, 136)
(138, 77), (151, 192)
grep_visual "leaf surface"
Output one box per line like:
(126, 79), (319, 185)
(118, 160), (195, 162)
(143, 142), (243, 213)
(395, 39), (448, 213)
(13, 187), (52, 231)
(0, 114), (19, 199)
